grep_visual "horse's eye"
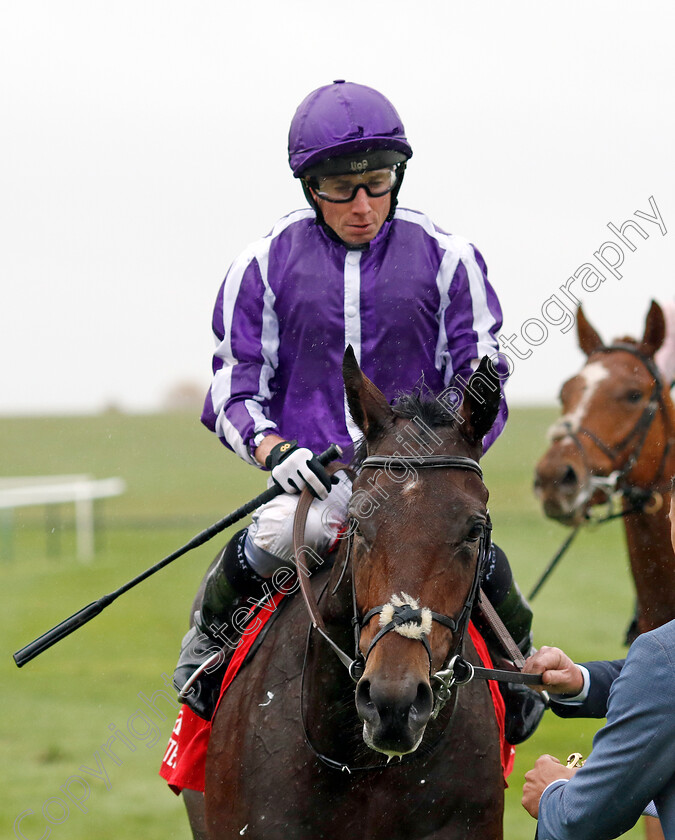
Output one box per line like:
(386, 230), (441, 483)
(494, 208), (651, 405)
(465, 524), (484, 542)
(624, 389), (643, 404)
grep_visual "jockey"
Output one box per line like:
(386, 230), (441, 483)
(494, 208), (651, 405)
(173, 80), (544, 744)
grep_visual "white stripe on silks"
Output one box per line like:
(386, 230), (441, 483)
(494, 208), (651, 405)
(462, 249), (498, 368)
(245, 399), (277, 436)
(211, 257), (256, 463)
(343, 251), (363, 445)
(254, 234), (278, 405)
(212, 210), (313, 464)
(249, 211), (314, 403)
(434, 245), (462, 385)
(213, 367), (252, 463)
(393, 209), (469, 386)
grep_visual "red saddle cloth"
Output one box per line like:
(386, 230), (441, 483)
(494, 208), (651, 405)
(159, 609), (515, 794)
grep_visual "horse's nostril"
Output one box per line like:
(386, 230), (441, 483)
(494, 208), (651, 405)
(355, 679), (377, 722)
(356, 678), (370, 701)
(410, 682), (433, 723)
(560, 465), (578, 486)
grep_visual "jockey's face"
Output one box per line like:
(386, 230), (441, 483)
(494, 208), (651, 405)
(312, 186), (391, 246)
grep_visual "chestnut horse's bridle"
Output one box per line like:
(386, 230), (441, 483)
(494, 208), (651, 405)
(558, 343), (673, 507)
(529, 343), (673, 601)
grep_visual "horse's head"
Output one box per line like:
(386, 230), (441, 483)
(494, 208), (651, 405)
(342, 347), (501, 757)
(534, 300), (674, 525)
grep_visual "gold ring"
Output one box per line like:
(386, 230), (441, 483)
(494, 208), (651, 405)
(566, 752), (585, 768)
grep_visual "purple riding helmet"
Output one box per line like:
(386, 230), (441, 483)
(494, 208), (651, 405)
(288, 80), (413, 226)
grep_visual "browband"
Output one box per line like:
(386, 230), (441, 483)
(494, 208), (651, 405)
(360, 455), (483, 478)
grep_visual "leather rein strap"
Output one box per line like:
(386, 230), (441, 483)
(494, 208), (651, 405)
(293, 462), (359, 673)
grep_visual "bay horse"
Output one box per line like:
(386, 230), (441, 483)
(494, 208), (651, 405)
(534, 300), (675, 636)
(203, 349), (507, 839)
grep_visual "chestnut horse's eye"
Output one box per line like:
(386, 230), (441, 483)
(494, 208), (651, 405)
(624, 389), (644, 404)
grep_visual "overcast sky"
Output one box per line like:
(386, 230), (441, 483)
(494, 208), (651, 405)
(2, 1), (674, 415)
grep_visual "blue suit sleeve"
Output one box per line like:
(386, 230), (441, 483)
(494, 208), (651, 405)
(537, 631), (675, 839)
(549, 659), (624, 719)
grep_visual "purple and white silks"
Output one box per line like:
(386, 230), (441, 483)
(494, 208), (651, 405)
(201, 206), (508, 465)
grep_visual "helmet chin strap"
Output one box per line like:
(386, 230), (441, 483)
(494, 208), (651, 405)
(300, 163), (407, 251)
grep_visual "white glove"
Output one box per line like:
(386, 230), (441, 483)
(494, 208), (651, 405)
(265, 440), (334, 500)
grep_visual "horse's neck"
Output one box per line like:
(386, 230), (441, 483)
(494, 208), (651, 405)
(621, 394), (675, 633)
(623, 501), (675, 633)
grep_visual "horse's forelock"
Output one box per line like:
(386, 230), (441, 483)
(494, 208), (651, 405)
(391, 392), (457, 430)
(350, 391), (457, 470)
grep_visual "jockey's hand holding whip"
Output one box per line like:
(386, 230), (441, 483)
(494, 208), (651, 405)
(266, 440), (338, 500)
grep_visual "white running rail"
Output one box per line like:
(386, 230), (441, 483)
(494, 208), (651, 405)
(0, 475), (126, 561)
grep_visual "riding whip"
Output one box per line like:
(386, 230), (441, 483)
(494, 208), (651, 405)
(13, 444), (342, 668)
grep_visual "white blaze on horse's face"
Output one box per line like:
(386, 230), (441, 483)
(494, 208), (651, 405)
(547, 361), (610, 442)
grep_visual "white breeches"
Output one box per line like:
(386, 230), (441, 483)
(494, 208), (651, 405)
(244, 471), (352, 577)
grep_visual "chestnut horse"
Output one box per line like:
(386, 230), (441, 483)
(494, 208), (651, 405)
(204, 350), (507, 839)
(534, 300), (675, 636)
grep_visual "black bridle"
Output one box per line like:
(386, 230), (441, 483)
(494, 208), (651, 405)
(302, 455), (537, 699)
(297, 452), (540, 772)
(355, 455), (491, 715)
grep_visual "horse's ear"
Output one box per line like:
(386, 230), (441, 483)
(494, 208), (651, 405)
(343, 345), (393, 439)
(577, 305), (604, 356)
(457, 357), (502, 446)
(638, 300), (666, 358)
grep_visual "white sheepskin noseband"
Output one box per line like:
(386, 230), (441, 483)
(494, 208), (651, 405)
(379, 593), (433, 640)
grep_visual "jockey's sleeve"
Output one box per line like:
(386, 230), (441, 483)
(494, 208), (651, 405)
(202, 247), (279, 466)
(441, 243), (508, 452)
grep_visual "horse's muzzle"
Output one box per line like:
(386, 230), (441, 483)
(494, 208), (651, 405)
(534, 448), (589, 525)
(355, 673), (434, 755)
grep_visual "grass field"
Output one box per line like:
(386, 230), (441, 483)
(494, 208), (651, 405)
(0, 409), (643, 839)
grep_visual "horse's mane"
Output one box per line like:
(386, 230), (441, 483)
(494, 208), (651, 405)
(351, 387), (457, 468)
